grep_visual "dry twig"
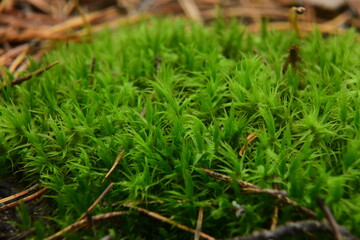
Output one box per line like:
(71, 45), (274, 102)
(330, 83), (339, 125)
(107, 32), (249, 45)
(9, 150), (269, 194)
(317, 197), (342, 240)
(125, 205), (216, 240)
(78, 183), (114, 221)
(223, 220), (359, 240)
(194, 206), (204, 240)
(44, 211), (128, 240)
(200, 168), (317, 218)
(0, 187), (48, 212)
(103, 149), (126, 182)
(2, 60), (60, 89)
(0, 184), (39, 205)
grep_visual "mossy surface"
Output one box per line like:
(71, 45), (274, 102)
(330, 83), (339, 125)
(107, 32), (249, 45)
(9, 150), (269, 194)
(1, 17), (360, 239)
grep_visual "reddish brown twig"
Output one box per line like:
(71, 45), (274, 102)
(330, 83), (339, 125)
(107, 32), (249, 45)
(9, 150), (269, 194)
(78, 183), (114, 221)
(0, 187), (48, 212)
(125, 205), (215, 240)
(317, 197), (342, 240)
(2, 60), (60, 89)
(239, 133), (258, 156)
(200, 168), (317, 218)
(0, 184), (39, 205)
(44, 211), (127, 240)
(194, 206), (204, 240)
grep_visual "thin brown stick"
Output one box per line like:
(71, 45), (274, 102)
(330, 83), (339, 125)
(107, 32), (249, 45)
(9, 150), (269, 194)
(200, 168), (317, 218)
(0, 187), (48, 212)
(194, 206), (204, 240)
(2, 60), (60, 89)
(317, 198), (342, 240)
(102, 149), (125, 183)
(0, 184), (39, 205)
(200, 167), (260, 189)
(44, 211), (127, 240)
(126, 205), (215, 240)
(241, 187), (287, 196)
(224, 220), (359, 240)
(78, 183), (114, 221)
(8, 227), (35, 240)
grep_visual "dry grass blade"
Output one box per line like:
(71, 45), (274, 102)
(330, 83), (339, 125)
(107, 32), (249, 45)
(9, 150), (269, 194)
(0, 44), (29, 67)
(178, 0), (203, 22)
(47, 7), (118, 35)
(248, 21), (350, 38)
(8, 45), (30, 73)
(202, 7), (290, 20)
(103, 149), (125, 182)
(317, 198), (342, 240)
(71, 0), (92, 37)
(0, 184), (39, 205)
(0, 187), (48, 212)
(239, 133), (258, 156)
(194, 206), (204, 240)
(321, 11), (352, 28)
(44, 211), (128, 240)
(125, 205), (216, 240)
(3, 60), (60, 88)
(200, 168), (317, 218)
(78, 183), (114, 221)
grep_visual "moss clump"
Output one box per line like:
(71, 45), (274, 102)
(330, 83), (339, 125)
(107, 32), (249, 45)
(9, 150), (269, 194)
(1, 18), (360, 239)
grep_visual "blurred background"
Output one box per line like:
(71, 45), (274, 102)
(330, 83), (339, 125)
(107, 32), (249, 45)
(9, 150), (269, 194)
(1, 0), (359, 75)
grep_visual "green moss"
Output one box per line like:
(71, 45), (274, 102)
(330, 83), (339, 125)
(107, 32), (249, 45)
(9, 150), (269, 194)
(1, 17), (360, 239)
